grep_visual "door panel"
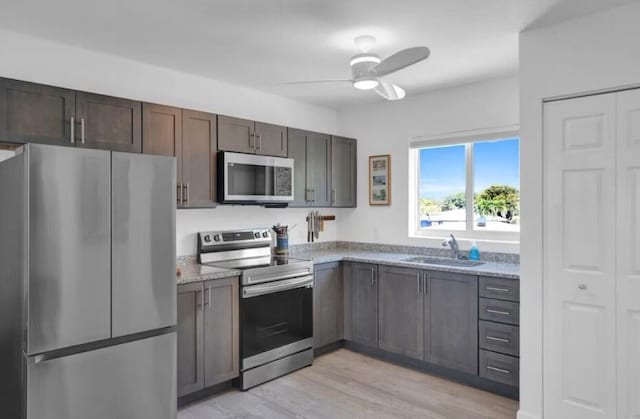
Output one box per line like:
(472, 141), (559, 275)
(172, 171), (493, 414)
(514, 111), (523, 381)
(142, 103), (182, 158)
(177, 283), (204, 397)
(218, 115), (254, 154)
(350, 263), (378, 348)
(287, 128), (308, 207)
(203, 278), (239, 387)
(616, 89), (640, 419)
(306, 132), (331, 207)
(0, 78), (75, 146)
(182, 110), (217, 208)
(331, 136), (357, 207)
(27, 145), (111, 354)
(425, 271), (478, 374)
(544, 94), (617, 419)
(75, 93), (142, 152)
(27, 333), (176, 419)
(378, 266), (423, 359)
(255, 122), (287, 157)
(111, 153), (176, 337)
(313, 262), (344, 348)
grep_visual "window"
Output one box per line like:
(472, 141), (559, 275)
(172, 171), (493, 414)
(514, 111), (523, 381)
(414, 136), (520, 237)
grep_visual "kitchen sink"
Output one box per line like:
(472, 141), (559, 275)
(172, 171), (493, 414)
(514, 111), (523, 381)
(402, 256), (485, 267)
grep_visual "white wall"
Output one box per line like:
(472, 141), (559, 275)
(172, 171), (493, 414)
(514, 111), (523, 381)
(0, 29), (339, 256)
(335, 76), (520, 253)
(519, 3), (640, 419)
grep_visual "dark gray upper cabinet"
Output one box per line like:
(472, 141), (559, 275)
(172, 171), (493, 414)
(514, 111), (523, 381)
(0, 78), (75, 146)
(350, 263), (378, 348)
(218, 115), (287, 157)
(177, 283), (204, 397)
(255, 121), (287, 157)
(287, 129), (332, 207)
(378, 265), (424, 360)
(142, 103), (182, 157)
(75, 92), (141, 152)
(313, 262), (344, 348)
(203, 277), (239, 387)
(424, 271), (478, 375)
(177, 277), (240, 399)
(181, 110), (217, 208)
(331, 136), (357, 207)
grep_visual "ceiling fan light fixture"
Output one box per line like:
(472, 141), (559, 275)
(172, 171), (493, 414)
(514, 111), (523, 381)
(353, 78), (379, 90)
(349, 54), (382, 66)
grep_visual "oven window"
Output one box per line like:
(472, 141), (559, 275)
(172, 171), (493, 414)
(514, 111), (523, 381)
(241, 286), (312, 359)
(227, 163), (292, 197)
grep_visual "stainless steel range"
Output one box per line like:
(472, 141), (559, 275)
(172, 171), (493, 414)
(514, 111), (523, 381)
(198, 228), (314, 390)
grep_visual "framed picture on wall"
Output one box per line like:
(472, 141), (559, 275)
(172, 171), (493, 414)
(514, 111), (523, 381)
(369, 154), (391, 205)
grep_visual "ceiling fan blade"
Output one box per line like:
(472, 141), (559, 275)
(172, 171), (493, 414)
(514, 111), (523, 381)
(277, 79), (352, 86)
(374, 80), (406, 101)
(372, 46), (430, 77)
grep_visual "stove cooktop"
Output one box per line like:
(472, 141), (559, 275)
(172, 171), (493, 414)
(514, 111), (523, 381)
(204, 255), (310, 271)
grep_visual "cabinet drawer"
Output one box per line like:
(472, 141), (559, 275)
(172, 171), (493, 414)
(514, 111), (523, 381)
(479, 320), (519, 356)
(479, 298), (519, 325)
(479, 276), (519, 302)
(479, 350), (519, 387)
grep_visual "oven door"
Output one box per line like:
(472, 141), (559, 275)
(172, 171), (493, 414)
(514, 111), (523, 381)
(241, 275), (313, 370)
(219, 151), (294, 203)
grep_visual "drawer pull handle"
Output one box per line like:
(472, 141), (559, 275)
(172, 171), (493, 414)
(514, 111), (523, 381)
(486, 336), (510, 343)
(486, 309), (510, 316)
(486, 286), (510, 293)
(487, 365), (511, 375)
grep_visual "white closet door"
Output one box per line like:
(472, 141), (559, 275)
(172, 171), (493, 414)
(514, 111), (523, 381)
(543, 93), (617, 419)
(616, 90), (640, 419)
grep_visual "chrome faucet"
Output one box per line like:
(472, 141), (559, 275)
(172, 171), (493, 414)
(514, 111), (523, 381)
(442, 234), (459, 259)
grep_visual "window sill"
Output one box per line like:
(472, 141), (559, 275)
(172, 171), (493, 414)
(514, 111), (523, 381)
(408, 231), (520, 254)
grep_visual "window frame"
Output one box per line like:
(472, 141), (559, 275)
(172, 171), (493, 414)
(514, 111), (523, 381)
(409, 127), (520, 243)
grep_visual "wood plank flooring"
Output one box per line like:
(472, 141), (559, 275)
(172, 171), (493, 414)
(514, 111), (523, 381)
(178, 349), (518, 419)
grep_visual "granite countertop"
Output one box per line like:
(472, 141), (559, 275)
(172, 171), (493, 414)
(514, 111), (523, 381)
(176, 261), (241, 285)
(291, 248), (520, 280)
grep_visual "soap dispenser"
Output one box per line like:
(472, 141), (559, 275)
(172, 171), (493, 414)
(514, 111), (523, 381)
(469, 241), (480, 261)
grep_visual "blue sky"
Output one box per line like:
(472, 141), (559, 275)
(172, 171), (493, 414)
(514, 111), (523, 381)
(419, 138), (519, 200)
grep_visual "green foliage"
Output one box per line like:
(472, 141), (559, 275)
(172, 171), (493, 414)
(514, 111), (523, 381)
(474, 185), (519, 219)
(441, 192), (466, 211)
(419, 197), (441, 215)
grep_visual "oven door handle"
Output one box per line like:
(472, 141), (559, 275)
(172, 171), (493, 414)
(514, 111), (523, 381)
(242, 275), (313, 298)
(245, 270), (313, 285)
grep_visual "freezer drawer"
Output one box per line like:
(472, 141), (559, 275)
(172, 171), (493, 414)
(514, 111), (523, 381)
(111, 152), (177, 337)
(27, 332), (176, 419)
(27, 144), (111, 354)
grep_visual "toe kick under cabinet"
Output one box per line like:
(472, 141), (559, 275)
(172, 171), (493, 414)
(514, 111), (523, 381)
(177, 277), (240, 398)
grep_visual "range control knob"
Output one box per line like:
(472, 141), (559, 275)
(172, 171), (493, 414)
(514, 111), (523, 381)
(203, 235), (212, 243)
(254, 232), (261, 239)
(213, 234), (221, 242)
(262, 231), (269, 238)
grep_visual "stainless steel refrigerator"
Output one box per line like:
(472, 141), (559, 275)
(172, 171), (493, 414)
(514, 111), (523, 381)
(0, 144), (177, 419)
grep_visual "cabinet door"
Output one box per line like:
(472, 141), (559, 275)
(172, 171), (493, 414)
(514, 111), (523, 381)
(182, 110), (217, 208)
(75, 92), (142, 152)
(203, 277), (239, 387)
(218, 115), (255, 154)
(306, 132), (331, 207)
(288, 128), (309, 207)
(331, 136), (357, 207)
(255, 121), (287, 157)
(0, 78), (75, 146)
(313, 262), (344, 348)
(177, 283), (204, 397)
(425, 271), (478, 375)
(378, 265), (424, 360)
(544, 94), (617, 419)
(350, 263), (378, 348)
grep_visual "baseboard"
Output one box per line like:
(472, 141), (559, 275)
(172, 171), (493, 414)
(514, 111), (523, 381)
(517, 410), (541, 419)
(178, 380), (233, 408)
(314, 340), (345, 356)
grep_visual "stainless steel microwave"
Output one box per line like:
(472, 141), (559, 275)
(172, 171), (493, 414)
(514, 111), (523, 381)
(217, 151), (294, 204)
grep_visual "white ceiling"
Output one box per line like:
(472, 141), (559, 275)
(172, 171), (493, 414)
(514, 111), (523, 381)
(0, 0), (634, 108)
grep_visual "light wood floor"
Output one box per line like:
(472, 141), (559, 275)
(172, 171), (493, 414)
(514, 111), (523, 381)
(178, 349), (519, 419)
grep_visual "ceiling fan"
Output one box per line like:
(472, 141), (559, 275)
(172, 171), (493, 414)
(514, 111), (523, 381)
(282, 35), (430, 101)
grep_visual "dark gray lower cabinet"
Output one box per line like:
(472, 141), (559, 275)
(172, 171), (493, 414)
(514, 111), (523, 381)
(425, 271), (478, 375)
(313, 262), (344, 348)
(378, 265), (424, 359)
(350, 263), (378, 348)
(177, 277), (239, 398)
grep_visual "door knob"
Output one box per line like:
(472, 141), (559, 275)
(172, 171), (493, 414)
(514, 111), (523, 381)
(578, 283), (587, 290)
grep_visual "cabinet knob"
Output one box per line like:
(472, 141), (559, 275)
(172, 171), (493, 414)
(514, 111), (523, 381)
(578, 283), (587, 290)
